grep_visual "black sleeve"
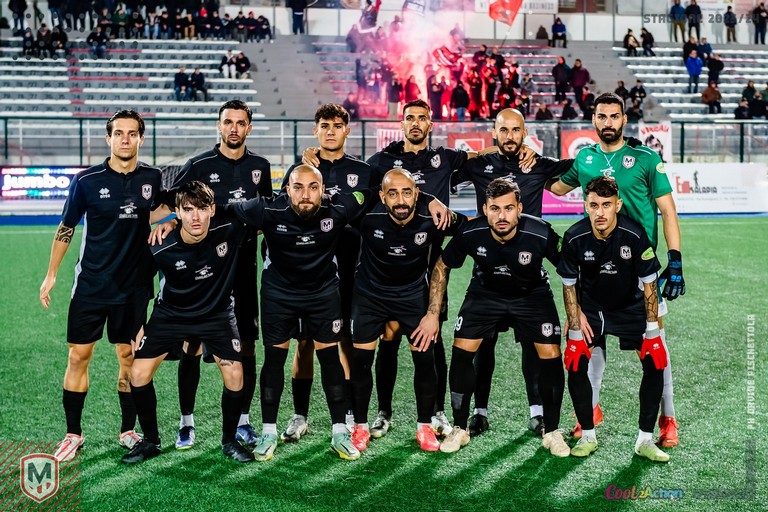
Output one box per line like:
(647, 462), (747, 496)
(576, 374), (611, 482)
(365, 153), (386, 187)
(258, 163), (274, 198)
(336, 188), (378, 225)
(223, 196), (267, 229)
(544, 224), (562, 267)
(444, 212), (468, 237)
(171, 159), (194, 190)
(556, 235), (578, 281)
(537, 156), (575, 180)
(445, 148), (469, 171)
(440, 232), (468, 269)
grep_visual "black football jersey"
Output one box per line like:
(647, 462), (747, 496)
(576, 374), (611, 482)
(282, 154), (373, 196)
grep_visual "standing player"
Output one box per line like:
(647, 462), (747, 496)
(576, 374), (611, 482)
(348, 169), (466, 453)
(156, 100), (272, 450)
(122, 181), (254, 464)
(280, 104), (374, 443)
(413, 179), (569, 457)
(557, 176), (669, 462)
(40, 110), (163, 461)
(547, 93), (685, 447)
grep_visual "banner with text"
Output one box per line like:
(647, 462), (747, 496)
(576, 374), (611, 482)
(639, 121), (673, 164)
(666, 163), (768, 214)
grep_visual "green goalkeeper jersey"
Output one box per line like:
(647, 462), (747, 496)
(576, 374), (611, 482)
(560, 140), (672, 250)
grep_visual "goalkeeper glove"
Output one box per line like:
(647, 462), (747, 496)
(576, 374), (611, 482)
(660, 249), (685, 300)
(564, 329), (590, 372)
(640, 322), (667, 370)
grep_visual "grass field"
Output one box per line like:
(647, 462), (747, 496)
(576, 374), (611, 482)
(0, 217), (766, 511)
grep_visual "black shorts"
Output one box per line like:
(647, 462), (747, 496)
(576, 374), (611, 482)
(454, 287), (561, 344)
(233, 238), (259, 343)
(135, 308), (242, 362)
(336, 228), (361, 337)
(350, 287), (427, 344)
(260, 289), (343, 346)
(67, 290), (151, 344)
(582, 296), (645, 351)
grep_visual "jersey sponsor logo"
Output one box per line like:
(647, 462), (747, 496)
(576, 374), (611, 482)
(296, 235), (315, 246)
(119, 202), (138, 219)
(142, 184), (153, 200)
(320, 218), (334, 232)
(599, 261), (617, 275)
(347, 174), (359, 187)
(277, 224), (288, 233)
(232, 339), (241, 352)
(195, 265), (213, 280)
(622, 156), (636, 168)
(388, 245), (406, 256)
(229, 187), (246, 202)
(374, 229), (384, 239)
(326, 186), (340, 196)
(541, 323), (553, 337)
(209, 173), (220, 183)
(393, 159), (403, 168)
(251, 170), (261, 184)
(454, 316), (463, 331)
(584, 250), (595, 261)
(484, 165), (494, 173)
(641, 247), (655, 261)
(601, 168), (614, 177)
(477, 246), (487, 256)
(411, 171), (425, 184)
(493, 265), (511, 276)
(518, 251), (532, 265)
(99, 187), (110, 198)
(216, 242), (228, 257)
(414, 232), (427, 245)
(620, 245), (631, 260)
(175, 260), (187, 270)
(332, 319), (342, 334)
(430, 154), (441, 168)
(656, 162), (666, 174)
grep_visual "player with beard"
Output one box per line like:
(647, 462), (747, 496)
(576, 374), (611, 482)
(279, 104), (374, 443)
(152, 100), (272, 451)
(412, 178), (568, 457)
(547, 93), (684, 448)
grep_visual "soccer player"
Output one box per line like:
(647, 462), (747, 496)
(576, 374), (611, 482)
(547, 93), (685, 447)
(413, 179), (569, 457)
(557, 176), (669, 462)
(452, 108), (573, 437)
(279, 104), (374, 443)
(155, 100), (272, 450)
(347, 169), (466, 453)
(40, 110), (163, 462)
(122, 181), (254, 464)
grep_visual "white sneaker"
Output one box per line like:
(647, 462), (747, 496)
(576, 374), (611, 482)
(542, 430), (570, 457)
(119, 430), (142, 450)
(439, 427), (470, 453)
(430, 411), (453, 437)
(635, 439), (670, 462)
(54, 433), (84, 462)
(280, 414), (308, 442)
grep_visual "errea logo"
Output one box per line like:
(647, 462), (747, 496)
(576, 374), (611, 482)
(175, 260), (187, 270)
(99, 188), (110, 198)
(393, 159), (403, 168)
(374, 229), (384, 239)
(584, 251), (595, 261)
(209, 173), (220, 183)
(484, 165), (494, 173)
(477, 246), (487, 256)
(277, 224), (287, 233)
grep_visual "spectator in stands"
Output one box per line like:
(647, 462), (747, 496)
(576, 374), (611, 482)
(111, 7), (129, 39)
(130, 10), (145, 39)
(762, 82), (768, 104)
(51, 24), (70, 56)
(387, 76), (403, 119)
(86, 25), (108, 58)
(10, 0), (27, 36)
(222, 13), (233, 38)
(552, 56), (570, 102)
(682, 35), (697, 65)
(569, 58), (590, 110)
(219, 50), (236, 78)
(520, 73), (536, 94)
(428, 71), (446, 120)
(343, 92), (361, 120)
(749, 91), (766, 118)
(467, 70), (483, 119)
(670, 0), (686, 43)
(686, 0), (702, 40)
(360, 0), (382, 30)
(21, 27), (35, 56)
(67, 0), (87, 32)
(472, 44), (488, 71)
(534, 103), (553, 120)
(626, 99), (643, 122)
(701, 81), (722, 114)
(495, 78), (515, 117)
(686, 49), (703, 94)
(189, 68), (209, 102)
(245, 12), (258, 42)
(754, 3), (768, 45)
(289, 0), (307, 35)
(205, 11), (224, 40)
(174, 66), (191, 101)
(707, 54), (724, 85)
(630, 79), (647, 104)
(735, 97), (752, 119)
(551, 17), (567, 48)
(507, 61), (521, 88)
(623, 29), (639, 57)
(724, 6), (737, 43)
(742, 80), (757, 102)
(491, 47), (506, 75)
(36, 23), (54, 58)
(232, 11), (247, 42)
(256, 15), (273, 43)
(48, 0), (64, 28)
(560, 99), (579, 120)
(404, 75), (421, 103)
(450, 81), (470, 121)
(515, 92), (530, 117)
(97, 7), (114, 38)
(640, 28), (655, 56)
(449, 22), (465, 52)
(615, 80), (630, 100)
(157, 10), (173, 39)
(697, 37), (712, 64)
(581, 85), (595, 119)
(173, 9), (186, 40)
(536, 25), (549, 41)
(235, 51), (251, 79)
(182, 12), (196, 39)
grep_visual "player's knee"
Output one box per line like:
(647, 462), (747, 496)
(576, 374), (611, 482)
(131, 365), (153, 387)
(67, 346), (93, 369)
(534, 343), (561, 360)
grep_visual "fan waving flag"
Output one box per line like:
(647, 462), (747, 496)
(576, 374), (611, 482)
(489, 0), (523, 26)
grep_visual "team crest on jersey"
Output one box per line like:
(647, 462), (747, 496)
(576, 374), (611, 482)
(620, 245), (631, 260)
(332, 319), (342, 334)
(232, 339), (241, 352)
(541, 323), (553, 337)
(142, 184), (152, 200)
(518, 251), (532, 265)
(216, 242), (228, 257)
(393, 160), (403, 168)
(321, 218), (334, 232)
(622, 156), (635, 168)
(347, 174), (359, 187)
(252, 170), (261, 184)
(430, 154), (441, 168)
(414, 232), (427, 245)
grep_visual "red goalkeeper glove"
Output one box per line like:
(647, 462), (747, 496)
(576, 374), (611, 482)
(640, 323), (667, 370)
(564, 330), (590, 372)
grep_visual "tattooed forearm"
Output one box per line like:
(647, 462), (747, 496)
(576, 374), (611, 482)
(644, 281), (658, 323)
(563, 285), (581, 331)
(54, 224), (75, 243)
(427, 258), (449, 316)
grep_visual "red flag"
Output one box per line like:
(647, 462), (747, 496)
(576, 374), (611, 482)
(489, 0), (523, 26)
